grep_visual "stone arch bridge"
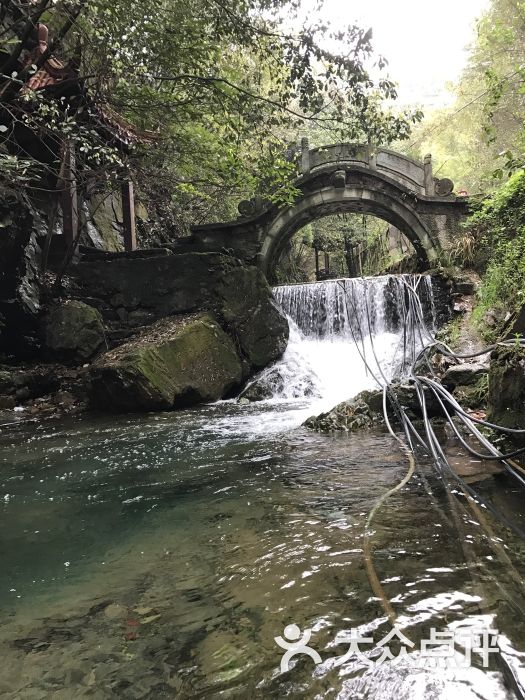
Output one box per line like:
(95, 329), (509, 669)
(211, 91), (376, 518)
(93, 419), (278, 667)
(189, 143), (469, 280)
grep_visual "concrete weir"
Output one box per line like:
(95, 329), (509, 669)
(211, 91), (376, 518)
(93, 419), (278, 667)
(189, 143), (469, 279)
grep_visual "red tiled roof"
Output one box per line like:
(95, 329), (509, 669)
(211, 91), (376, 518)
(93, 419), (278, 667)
(20, 24), (158, 148)
(23, 24), (77, 90)
(26, 57), (74, 90)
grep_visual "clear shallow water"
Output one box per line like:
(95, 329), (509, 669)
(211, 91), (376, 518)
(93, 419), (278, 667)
(0, 275), (524, 699)
(0, 404), (525, 699)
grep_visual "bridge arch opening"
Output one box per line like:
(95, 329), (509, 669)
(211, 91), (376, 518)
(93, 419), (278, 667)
(260, 179), (441, 283)
(273, 212), (416, 284)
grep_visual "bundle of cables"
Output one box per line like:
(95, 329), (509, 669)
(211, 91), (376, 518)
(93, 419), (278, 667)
(337, 275), (525, 696)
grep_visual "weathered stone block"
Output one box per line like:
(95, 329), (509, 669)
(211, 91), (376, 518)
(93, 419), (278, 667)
(42, 300), (105, 362)
(73, 252), (235, 319)
(442, 363), (487, 388)
(214, 267), (289, 369)
(89, 313), (243, 412)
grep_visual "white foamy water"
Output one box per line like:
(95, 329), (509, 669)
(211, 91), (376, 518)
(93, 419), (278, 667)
(239, 275), (436, 424)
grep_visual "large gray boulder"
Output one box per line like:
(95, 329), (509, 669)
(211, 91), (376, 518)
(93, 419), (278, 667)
(441, 362), (488, 410)
(488, 345), (525, 438)
(42, 300), (106, 362)
(89, 313), (242, 412)
(215, 266), (289, 369)
(72, 253), (289, 375)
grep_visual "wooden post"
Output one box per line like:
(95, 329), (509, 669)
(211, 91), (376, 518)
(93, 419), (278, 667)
(61, 139), (78, 248)
(314, 247), (320, 278)
(324, 251), (329, 274)
(121, 180), (137, 251)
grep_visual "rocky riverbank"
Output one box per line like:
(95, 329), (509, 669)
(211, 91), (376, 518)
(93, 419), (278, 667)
(0, 233), (289, 417)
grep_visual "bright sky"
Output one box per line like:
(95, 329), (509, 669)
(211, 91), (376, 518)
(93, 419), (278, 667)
(312, 0), (491, 108)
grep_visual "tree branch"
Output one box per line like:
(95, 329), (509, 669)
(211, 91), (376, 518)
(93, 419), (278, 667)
(151, 73), (349, 124)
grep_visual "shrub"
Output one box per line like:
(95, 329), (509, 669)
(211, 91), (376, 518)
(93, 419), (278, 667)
(465, 171), (525, 337)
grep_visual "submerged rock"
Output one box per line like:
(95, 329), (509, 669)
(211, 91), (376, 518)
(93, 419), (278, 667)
(42, 300), (106, 362)
(215, 267), (289, 369)
(239, 377), (277, 402)
(89, 313), (242, 412)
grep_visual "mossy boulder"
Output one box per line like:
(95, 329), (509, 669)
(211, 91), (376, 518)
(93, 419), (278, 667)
(89, 313), (242, 412)
(303, 382), (443, 433)
(42, 300), (105, 362)
(304, 390), (384, 432)
(488, 345), (525, 435)
(388, 382), (442, 418)
(452, 378), (488, 410)
(73, 254), (289, 377)
(215, 267), (289, 369)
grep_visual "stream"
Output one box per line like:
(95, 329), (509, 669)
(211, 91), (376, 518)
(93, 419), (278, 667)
(0, 275), (524, 699)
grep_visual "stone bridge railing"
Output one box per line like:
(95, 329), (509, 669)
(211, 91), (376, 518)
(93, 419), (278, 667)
(190, 141), (469, 276)
(297, 140), (454, 198)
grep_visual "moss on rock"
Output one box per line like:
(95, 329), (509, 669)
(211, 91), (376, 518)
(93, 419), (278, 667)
(303, 382), (444, 433)
(89, 313), (242, 412)
(450, 373), (488, 410)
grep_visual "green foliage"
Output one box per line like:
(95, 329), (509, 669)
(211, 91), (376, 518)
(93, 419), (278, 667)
(0, 153), (40, 190)
(436, 316), (462, 350)
(403, 0), (525, 193)
(0, 0), (421, 232)
(466, 171), (525, 335)
(274, 238), (314, 284)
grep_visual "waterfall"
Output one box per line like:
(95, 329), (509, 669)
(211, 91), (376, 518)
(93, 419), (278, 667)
(241, 274), (436, 411)
(273, 275), (435, 340)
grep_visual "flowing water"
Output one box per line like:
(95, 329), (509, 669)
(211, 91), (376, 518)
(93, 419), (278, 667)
(0, 275), (524, 699)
